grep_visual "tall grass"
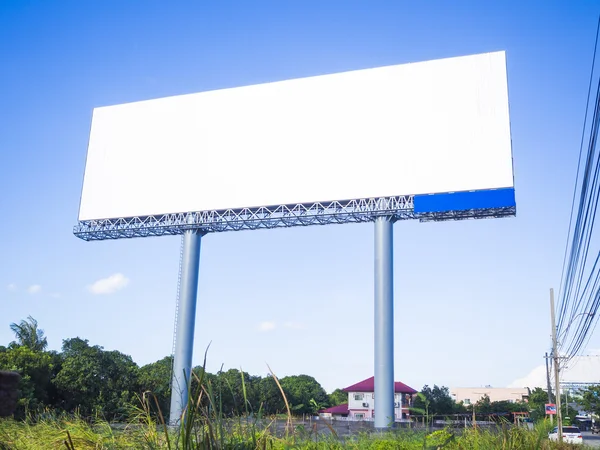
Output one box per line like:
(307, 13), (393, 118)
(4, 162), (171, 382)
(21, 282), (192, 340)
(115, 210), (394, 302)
(0, 414), (592, 449)
(0, 363), (592, 449)
(0, 413), (148, 449)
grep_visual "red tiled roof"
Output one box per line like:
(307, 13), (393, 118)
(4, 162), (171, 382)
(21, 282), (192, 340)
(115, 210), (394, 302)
(342, 376), (417, 394)
(320, 403), (349, 414)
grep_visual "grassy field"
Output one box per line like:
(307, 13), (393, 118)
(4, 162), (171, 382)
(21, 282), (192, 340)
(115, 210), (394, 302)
(0, 369), (588, 449)
(0, 414), (591, 450)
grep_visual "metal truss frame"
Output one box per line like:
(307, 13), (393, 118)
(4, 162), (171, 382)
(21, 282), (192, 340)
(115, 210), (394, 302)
(417, 206), (516, 222)
(73, 196), (516, 241)
(561, 381), (600, 392)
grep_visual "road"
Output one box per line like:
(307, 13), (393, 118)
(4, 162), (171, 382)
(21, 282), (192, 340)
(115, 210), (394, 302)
(583, 431), (600, 448)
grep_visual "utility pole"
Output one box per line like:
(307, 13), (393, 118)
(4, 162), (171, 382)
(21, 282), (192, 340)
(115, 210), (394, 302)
(545, 352), (554, 425)
(550, 288), (563, 442)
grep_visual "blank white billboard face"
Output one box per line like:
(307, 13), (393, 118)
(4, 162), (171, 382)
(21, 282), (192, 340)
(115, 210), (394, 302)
(78, 51), (513, 221)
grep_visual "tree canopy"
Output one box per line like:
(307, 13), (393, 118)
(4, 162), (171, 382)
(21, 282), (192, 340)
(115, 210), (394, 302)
(9, 316), (48, 352)
(0, 345), (54, 414)
(52, 338), (139, 420)
(581, 385), (600, 417)
(138, 355), (173, 416)
(280, 375), (329, 414)
(328, 388), (347, 406)
(2, 316), (530, 423)
(413, 385), (463, 416)
(0, 317), (339, 420)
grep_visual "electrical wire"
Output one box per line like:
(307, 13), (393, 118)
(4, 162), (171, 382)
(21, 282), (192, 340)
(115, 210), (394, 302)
(556, 15), (600, 362)
(558, 15), (600, 327)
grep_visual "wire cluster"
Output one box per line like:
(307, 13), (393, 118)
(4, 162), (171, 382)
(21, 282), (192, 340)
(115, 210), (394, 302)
(557, 16), (600, 363)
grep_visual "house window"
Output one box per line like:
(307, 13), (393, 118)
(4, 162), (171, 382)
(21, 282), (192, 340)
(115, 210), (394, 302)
(464, 399), (471, 405)
(354, 393), (364, 401)
(355, 413), (364, 420)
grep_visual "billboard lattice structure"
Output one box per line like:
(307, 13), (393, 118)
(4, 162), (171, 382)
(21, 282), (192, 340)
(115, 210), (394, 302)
(74, 193), (515, 240)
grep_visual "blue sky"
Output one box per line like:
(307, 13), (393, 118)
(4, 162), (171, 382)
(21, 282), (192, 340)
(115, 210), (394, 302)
(1, 0), (598, 393)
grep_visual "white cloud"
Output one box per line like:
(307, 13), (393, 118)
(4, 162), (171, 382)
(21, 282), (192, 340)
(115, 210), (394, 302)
(508, 364), (547, 389)
(258, 321), (276, 332)
(7, 283), (17, 292)
(509, 351), (600, 389)
(87, 273), (129, 295)
(27, 285), (41, 294)
(284, 321), (305, 330)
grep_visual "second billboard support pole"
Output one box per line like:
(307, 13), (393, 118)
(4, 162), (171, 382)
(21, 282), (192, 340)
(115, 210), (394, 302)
(374, 216), (395, 429)
(169, 229), (202, 426)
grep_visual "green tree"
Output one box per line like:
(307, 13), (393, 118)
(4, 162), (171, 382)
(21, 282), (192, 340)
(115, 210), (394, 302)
(454, 400), (467, 414)
(138, 355), (173, 417)
(414, 385), (457, 416)
(328, 388), (347, 406)
(489, 399), (528, 414)
(561, 392), (580, 425)
(581, 385), (600, 417)
(280, 375), (328, 415)
(0, 346), (54, 416)
(529, 387), (551, 405)
(258, 376), (285, 414)
(528, 387), (551, 421)
(410, 392), (433, 427)
(474, 394), (492, 414)
(9, 316), (48, 352)
(53, 338), (139, 420)
(208, 368), (261, 416)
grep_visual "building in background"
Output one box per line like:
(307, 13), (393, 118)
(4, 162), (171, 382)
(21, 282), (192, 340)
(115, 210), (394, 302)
(450, 386), (529, 405)
(320, 376), (417, 421)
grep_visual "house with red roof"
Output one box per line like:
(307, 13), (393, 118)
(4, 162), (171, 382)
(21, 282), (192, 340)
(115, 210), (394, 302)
(320, 376), (417, 422)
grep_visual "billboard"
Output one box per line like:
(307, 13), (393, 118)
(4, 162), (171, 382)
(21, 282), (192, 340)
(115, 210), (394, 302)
(545, 404), (557, 415)
(78, 51), (514, 223)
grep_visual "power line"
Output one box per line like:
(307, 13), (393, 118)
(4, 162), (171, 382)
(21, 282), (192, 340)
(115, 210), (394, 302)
(558, 15), (600, 329)
(557, 14), (600, 362)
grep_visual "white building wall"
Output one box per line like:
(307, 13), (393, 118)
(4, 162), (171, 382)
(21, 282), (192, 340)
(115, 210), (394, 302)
(450, 387), (529, 405)
(347, 391), (410, 419)
(348, 391), (373, 416)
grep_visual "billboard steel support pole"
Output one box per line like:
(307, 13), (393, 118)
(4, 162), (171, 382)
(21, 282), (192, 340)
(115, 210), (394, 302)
(374, 216), (395, 429)
(169, 229), (202, 426)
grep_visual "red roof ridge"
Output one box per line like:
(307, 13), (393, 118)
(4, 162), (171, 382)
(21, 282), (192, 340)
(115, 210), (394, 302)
(342, 376), (417, 394)
(320, 403), (349, 414)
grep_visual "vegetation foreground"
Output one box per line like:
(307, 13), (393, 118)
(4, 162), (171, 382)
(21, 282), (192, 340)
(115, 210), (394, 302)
(0, 413), (591, 450)
(0, 318), (594, 448)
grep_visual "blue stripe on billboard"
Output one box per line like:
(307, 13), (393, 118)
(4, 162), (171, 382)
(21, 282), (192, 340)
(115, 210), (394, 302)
(413, 188), (516, 213)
